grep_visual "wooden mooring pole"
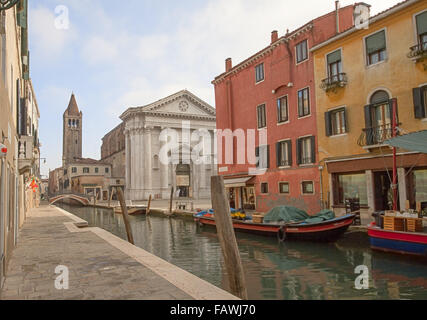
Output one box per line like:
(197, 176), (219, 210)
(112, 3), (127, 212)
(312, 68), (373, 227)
(116, 187), (134, 245)
(147, 194), (152, 215)
(211, 176), (248, 300)
(169, 187), (174, 215)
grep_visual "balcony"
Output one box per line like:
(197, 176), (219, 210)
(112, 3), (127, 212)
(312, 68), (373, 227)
(320, 73), (347, 93)
(18, 135), (38, 174)
(357, 124), (398, 148)
(407, 42), (427, 63)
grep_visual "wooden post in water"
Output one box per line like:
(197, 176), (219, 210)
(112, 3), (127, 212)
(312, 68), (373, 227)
(108, 188), (115, 208)
(211, 175), (248, 300)
(147, 194), (152, 215)
(169, 187), (174, 214)
(116, 187), (134, 245)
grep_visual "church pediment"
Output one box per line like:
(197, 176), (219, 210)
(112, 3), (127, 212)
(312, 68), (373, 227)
(120, 90), (216, 121)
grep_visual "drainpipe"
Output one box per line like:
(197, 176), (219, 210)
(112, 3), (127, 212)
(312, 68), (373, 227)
(319, 165), (324, 209)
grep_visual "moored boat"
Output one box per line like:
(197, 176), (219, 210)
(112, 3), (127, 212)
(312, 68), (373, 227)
(368, 222), (427, 257)
(194, 213), (355, 242)
(114, 205), (147, 215)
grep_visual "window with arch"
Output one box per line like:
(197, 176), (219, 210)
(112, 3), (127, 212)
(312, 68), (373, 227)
(364, 90), (397, 145)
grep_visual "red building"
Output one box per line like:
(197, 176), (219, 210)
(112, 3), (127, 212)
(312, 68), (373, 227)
(212, 3), (359, 214)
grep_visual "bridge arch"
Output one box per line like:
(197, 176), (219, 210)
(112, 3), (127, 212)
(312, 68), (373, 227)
(49, 194), (90, 206)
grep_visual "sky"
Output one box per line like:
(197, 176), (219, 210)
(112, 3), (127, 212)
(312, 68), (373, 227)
(28, 0), (401, 177)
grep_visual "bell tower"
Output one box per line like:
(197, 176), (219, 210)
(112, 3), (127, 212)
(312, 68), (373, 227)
(62, 93), (82, 166)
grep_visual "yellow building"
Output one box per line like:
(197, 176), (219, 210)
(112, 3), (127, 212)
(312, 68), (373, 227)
(312, 0), (427, 223)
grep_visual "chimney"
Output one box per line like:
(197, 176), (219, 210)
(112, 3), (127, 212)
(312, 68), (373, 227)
(335, 0), (340, 34)
(225, 58), (232, 72)
(271, 30), (278, 44)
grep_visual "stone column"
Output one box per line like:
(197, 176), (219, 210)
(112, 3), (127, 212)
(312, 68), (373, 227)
(199, 162), (206, 198)
(144, 126), (152, 199)
(124, 129), (131, 199)
(160, 132), (169, 199)
(397, 167), (407, 211)
(130, 129), (137, 200)
(136, 128), (144, 200)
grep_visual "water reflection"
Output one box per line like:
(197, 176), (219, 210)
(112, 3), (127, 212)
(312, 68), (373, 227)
(57, 204), (427, 300)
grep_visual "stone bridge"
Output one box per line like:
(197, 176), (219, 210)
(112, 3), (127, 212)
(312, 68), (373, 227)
(48, 193), (91, 206)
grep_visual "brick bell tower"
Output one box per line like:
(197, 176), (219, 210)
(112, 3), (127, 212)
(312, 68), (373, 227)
(62, 93), (82, 166)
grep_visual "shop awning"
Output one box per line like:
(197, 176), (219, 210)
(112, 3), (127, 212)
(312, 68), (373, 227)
(384, 130), (427, 154)
(223, 177), (254, 188)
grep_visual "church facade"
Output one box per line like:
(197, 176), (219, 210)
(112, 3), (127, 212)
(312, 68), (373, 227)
(119, 90), (217, 201)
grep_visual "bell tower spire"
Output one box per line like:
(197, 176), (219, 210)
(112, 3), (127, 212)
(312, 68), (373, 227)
(62, 93), (83, 166)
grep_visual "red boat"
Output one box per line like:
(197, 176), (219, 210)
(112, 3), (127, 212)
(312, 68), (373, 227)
(194, 214), (356, 242)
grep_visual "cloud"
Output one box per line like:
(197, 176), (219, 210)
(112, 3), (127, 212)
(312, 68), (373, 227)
(29, 6), (77, 61)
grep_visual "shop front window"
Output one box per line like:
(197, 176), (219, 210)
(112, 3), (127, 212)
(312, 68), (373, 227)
(414, 169), (427, 204)
(336, 173), (367, 206)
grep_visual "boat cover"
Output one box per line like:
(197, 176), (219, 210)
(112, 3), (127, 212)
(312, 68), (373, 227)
(264, 206), (335, 224)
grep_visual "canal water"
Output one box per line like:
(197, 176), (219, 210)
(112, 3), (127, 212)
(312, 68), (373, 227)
(57, 204), (427, 300)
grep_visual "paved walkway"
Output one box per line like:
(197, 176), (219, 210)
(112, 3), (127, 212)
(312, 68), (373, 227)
(0, 205), (237, 300)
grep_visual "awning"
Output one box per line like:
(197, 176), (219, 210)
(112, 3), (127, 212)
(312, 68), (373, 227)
(224, 177), (254, 188)
(384, 130), (427, 154)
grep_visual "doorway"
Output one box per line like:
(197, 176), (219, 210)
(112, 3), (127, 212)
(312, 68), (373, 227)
(374, 171), (399, 211)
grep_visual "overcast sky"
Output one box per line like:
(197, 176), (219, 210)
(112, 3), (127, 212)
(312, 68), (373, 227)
(28, 0), (400, 176)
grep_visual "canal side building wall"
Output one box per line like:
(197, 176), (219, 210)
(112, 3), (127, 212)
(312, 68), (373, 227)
(312, 0), (427, 222)
(0, 3), (41, 289)
(212, 4), (357, 214)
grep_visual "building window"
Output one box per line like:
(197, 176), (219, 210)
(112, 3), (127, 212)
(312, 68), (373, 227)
(279, 182), (290, 194)
(297, 88), (310, 117)
(72, 167), (77, 174)
(255, 145), (270, 169)
(261, 183), (269, 194)
(413, 85), (427, 119)
(296, 39), (308, 63)
(277, 96), (289, 123)
(95, 167), (99, 173)
(276, 140), (292, 167)
(257, 104), (266, 129)
(255, 63), (264, 83)
(105, 167), (109, 173)
(326, 49), (342, 82)
(302, 181), (314, 194)
(83, 167), (89, 174)
(64, 169), (68, 175)
(335, 173), (368, 206)
(325, 108), (348, 136)
(297, 136), (315, 165)
(415, 11), (427, 49)
(413, 169), (427, 204)
(365, 30), (386, 65)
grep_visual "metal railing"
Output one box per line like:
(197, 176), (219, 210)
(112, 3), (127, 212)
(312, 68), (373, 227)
(357, 123), (397, 147)
(407, 42), (427, 60)
(320, 73), (347, 92)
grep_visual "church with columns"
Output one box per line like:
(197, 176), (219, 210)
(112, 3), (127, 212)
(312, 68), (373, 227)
(112, 90), (217, 201)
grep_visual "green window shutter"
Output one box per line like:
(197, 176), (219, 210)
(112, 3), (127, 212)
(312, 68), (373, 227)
(413, 87), (426, 119)
(17, 0), (28, 28)
(366, 30), (386, 54)
(364, 105), (374, 145)
(310, 136), (316, 164)
(325, 111), (332, 137)
(266, 145), (270, 169)
(276, 142), (280, 167)
(288, 141), (293, 166)
(416, 11), (427, 36)
(296, 139), (301, 165)
(343, 107), (349, 133)
(327, 50), (341, 65)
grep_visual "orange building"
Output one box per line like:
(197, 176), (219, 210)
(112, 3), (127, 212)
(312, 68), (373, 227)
(312, 0), (427, 223)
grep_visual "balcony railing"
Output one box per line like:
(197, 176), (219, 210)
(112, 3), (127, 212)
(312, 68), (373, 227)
(407, 42), (427, 61)
(320, 73), (347, 92)
(357, 124), (398, 147)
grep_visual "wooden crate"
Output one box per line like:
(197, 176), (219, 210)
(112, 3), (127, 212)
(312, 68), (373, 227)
(383, 216), (404, 231)
(406, 218), (423, 233)
(252, 215), (264, 224)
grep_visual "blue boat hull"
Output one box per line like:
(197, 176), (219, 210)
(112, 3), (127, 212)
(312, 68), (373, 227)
(370, 237), (427, 256)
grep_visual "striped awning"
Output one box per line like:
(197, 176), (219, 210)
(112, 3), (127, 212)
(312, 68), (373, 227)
(224, 177), (254, 188)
